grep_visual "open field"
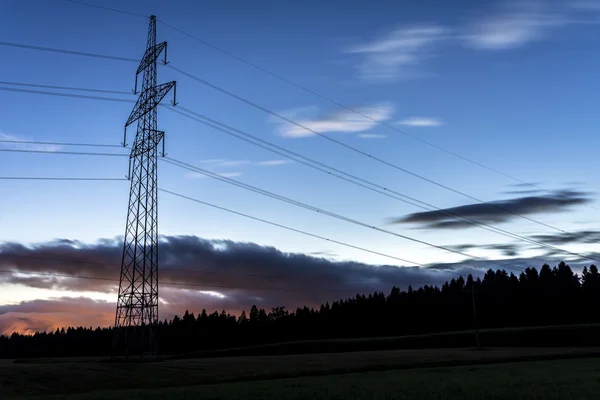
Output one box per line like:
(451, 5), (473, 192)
(2, 347), (600, 399)
(6, 323), (600, 361)
(15, 357), (600, 400)
(170, 323), (600, 359)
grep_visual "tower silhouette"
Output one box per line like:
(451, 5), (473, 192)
(114, 15), (176, 358)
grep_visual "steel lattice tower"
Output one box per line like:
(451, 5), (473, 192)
(114, 15), (176, 358)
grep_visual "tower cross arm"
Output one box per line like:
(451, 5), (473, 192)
(136, 42), (167, 75)
(125, 81), (176, 128)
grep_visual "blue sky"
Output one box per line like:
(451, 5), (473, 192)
(2, 0), (600, 332)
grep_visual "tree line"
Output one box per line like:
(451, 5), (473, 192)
(2, 262), (600, 358)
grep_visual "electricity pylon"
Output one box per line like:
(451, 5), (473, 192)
(114, 15), (176, 359)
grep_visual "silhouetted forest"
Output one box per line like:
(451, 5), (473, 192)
(2, 262), (600, 359)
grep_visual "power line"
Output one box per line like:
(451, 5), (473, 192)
(64, 0), (148, 18)
(0, 85), (587, 262)
(0, 41), (138, 63)
(1, 78), (585, 252)
(0, 139), (123, 148)
(0, 81), (132, 95)
(158, 188), (425, 269)
(3, 34), (597, 216)
(1, 97), (590, 265)
(0, 86), (135, 104)
(60, 1), (600, 210)
(0, 79), (596, 261)
(166, 48), (582, 205)
(0, 178), (494, 287)
(161, 157), (529, 273)
(1, 81), (595, 255)
(166, 107), (425, 210)
(0, 148), (128, 157)
(168, 106), (600, 262)
(166, 67), (599, 243)
(0, 177), (127, 181)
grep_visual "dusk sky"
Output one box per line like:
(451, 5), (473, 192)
(1, 0), (600, 335)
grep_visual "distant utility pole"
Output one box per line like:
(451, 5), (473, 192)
(113, 15), (177, 359)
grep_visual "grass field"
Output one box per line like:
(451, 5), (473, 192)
(10, 357), (600, 399)
(3, 347), (600, 399)
(170, 323), (600, 359)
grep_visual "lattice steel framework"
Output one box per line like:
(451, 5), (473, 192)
(114, 15), (176, 357)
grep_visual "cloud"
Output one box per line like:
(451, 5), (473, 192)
(307, 250), (338, 257)
(465, 2), (552, 49)
(341, 3), (600, 82)
(447, 243), (523, 257)
(0, 315), (56, 336)
(464, 1), (600, 50)
(484, 244), (522, 257)
(530, 230), (600, 246)
(423, 251), (598, 272)
(393, 190), (592, 229)
(502, 189), (544, 195)
(0, 132), (62, 152)
(4, 235), (600, 334)
(345, 25), (447, 81)
(184, 171), (242, 179)
(198, 159), (250, 168)
(570, 0), (600, 11)
(275, 103), (394, 138)
(358, 133), (387, 139)
(218, 160), (251, 167)
(0, 235), (465, 334)
(502, 182), (544, 195)
(446, 244), (479, 253)
(397, 117), (444, 127)
(510, 182), (543, 188)
(258, 160), (293, 166)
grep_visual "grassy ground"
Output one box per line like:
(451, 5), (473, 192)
(14, 357), (600, 400)
(6, 323), (600, 361)
(2, 347), (600, 399)
(170, 323), (600, 359)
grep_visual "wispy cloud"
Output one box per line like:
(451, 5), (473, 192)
(510, 182), (543, 188)
(503, 189), (543, 195)
(184, 171), (243, 180)
(199, 159), (249, 168)
(446, 242), (523, 257)
(531, 230), (600, 246)
(219, 160), (251, 167)
(258, 160), (293, 166)
(218, 172), (243, 178)
(199, 158), (228, 164)
(569, 0), (600, 11)
(0, 132), (62, 152)
(465, 2), (560, 50)
(464, 1), (600, 50)
(345, 25), (447, 82)
(358, 133), (387, 139)
(275, 103), (394, 138)
(397, 117), (443, 127)
(343, 2), (600, 82)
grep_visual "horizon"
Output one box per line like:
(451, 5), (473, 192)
(0, 257), (590, 336)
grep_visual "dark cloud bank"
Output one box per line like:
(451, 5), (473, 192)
(0, 236), (462, 334)
(1, 232), (598, 334)
(394, 190), (591, 229)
